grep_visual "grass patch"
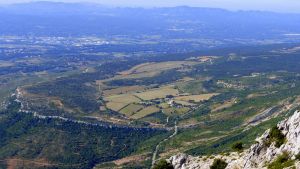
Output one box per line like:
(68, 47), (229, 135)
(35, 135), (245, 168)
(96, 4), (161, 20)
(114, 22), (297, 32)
(104, 94), (141, 111)
(134, 86), (179, 101)
(120, 104), (144, 116)
(119, 61), (197, 75)
(103, 86), (146, 96)
(268, 152), (294, 169)
(174, 93), (219, 103)
(176, 80), (205, 95)
(131, 106), (160, 119)
(162, 107), (190, 116)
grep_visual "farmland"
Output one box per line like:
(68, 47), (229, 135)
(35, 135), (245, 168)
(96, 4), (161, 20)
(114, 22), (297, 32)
(118, 61), (198, 75)
(102, 85), (203, 120)
(2, 4), (300, 169)
(102, 85), (146, 96)
(120, 104), (144, 116)
(96, 58), (222, 123)
(104, 94), (141, 112)
(174, 93), (219, 102)
(134, 86), (179, 100)
(131, 106), (160, 119)
(2, 33), (300, 169)
(102, 69), (218, 122)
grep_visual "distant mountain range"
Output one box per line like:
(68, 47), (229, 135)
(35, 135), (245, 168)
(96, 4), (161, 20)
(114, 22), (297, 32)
(1, 1), (300, 39)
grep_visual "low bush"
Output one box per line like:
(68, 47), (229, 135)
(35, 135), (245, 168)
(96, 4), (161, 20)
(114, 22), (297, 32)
(269, 126), (285, 148)
(153, 159), (174, 169)
(210, 159), (228, 169)
(232, 142), (244, 152)
(295, 153), (300, 160)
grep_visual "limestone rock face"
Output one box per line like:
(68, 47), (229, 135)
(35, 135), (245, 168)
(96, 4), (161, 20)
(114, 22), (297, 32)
(168, 154), (202, 169)
(169, 111), (300, 169)
(168, 154), (188, 169)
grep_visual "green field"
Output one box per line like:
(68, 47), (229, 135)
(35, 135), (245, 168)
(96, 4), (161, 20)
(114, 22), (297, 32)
(120, 103), (144, 116)
(131, 106), (160, 119)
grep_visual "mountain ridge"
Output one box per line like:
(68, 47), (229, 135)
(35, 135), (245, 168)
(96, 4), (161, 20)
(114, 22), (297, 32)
(1, 1), (300, 15)
(1, 2), (300, 38)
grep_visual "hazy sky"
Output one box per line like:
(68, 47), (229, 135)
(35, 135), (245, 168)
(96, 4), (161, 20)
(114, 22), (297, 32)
(1, 0), (300, 13)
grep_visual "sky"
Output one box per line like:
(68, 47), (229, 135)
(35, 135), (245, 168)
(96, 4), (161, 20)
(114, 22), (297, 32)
(1, 0), (300, 13)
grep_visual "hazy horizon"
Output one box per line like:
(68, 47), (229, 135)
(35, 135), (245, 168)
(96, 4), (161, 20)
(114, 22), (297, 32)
(0, 0), (300, 13)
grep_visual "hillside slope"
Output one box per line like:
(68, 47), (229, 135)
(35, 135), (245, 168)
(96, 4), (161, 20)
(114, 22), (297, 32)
(0, 101), (166, 169)
(169, 110), (300, 169)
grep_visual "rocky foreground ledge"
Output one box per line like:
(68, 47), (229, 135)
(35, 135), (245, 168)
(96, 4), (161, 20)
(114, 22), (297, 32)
(168, 110), (300, 169)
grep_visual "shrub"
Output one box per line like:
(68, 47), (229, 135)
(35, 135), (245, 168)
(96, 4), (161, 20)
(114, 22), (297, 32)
(295, 153), (300, 160)
(210, 159), (228, 169)
(153, 160), (174, 169)
(232, 142), (244, 152)
(268, 152), (294, 169)
(269, 126), (285, 148)
(263, 139), (272, 147)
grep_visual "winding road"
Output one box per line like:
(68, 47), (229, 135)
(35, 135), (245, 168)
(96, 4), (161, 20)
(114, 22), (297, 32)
(151, 120), (178, 168)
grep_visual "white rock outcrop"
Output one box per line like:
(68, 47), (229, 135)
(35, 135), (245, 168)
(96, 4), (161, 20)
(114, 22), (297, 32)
(168, 110), (300, 169)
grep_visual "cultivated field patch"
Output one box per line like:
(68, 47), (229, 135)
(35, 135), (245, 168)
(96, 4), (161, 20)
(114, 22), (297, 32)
(105, 94), (140, 103)
(103, 85), (146, 96)
(120, 103), (144, 116)
(174, 100), (196, 106)
(174, 93), (219, 102)
(131, 106), (160, 119)
(211, 98), (237, 112)
(134, 86), (179, 100)
(104, 94), (141, 111)
(106, 102), (129, 112)
(118, 61), (198, 75)
(119, 63), (153, 75)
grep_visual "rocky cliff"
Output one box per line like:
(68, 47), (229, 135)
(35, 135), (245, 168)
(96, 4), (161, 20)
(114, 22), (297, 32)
(168, 110), (300, 169)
